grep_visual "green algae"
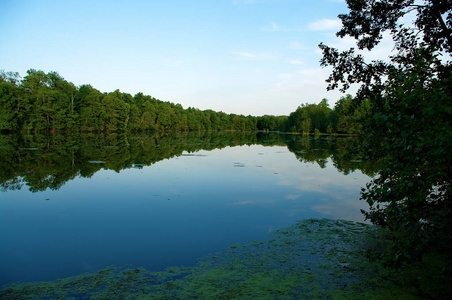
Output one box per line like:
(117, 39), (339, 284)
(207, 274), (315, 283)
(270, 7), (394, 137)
(0, 219), (445, 299)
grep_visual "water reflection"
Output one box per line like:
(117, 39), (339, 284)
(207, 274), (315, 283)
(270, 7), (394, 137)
(0, 132), (379, 285)
(0, 132), (377, 192)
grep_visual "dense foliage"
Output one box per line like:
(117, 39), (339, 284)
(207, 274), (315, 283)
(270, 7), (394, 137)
(320, 0), (452, 268)
(1, 69), (367, 135)
(0, 70), (261, 133)
(282, 96), (371, 135)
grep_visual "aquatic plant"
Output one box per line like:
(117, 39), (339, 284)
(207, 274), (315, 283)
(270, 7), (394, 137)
(1, 219), (442, 299)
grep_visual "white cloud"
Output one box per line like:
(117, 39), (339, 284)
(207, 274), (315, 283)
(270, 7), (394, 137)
(290, 41), (307, 50)
(229, 51), (276, 60)
(325, 31), (396, 62)
(262, 21), (281, 32)
(289, 59), (304, 65)
(308, 18), (342, 31)
(279, 72), (297, 80)
(230, 51), (257, 58)
(262, 66), (359, 111)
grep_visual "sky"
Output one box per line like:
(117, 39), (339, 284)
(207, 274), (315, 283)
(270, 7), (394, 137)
(0, 0), (393, 116)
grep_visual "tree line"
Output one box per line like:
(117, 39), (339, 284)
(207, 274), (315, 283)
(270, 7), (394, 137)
(0, 69), (365, 135)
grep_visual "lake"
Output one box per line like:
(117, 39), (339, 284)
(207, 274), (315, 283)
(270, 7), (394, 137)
(0, 132), (376, 287)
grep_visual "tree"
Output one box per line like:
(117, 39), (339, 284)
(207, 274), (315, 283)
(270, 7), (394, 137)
(284, 100), (334, 134)
(320, 0), (452, 265)
(332, 94), (370, 134)
(257, 115), (287, 131)
(300, 108), (311, 135)
(155, 103), (174, 130)
(128, 104), (142, 131)
(47, 72), (77, 131)
(0, 71), (23, 131)
(101, 90), (130, 132)
(332, 95), (354, 134)
(314, 98), (331, 133)
(140, 100), (157, 131)
(76, 84), (103, 132)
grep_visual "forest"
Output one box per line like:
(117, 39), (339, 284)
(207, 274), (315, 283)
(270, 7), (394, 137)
(0, 69), (366, 134)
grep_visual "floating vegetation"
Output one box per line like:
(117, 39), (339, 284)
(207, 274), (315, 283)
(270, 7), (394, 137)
(0, 219), (434, 299)
(132, 164), (145, 169)
(180, 153), (207, 157)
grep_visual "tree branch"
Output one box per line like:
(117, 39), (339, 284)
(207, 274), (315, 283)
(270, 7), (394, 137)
(435, 10), (452, 51)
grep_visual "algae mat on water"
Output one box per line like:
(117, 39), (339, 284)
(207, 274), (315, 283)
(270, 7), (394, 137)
(0, 219), (422, 299)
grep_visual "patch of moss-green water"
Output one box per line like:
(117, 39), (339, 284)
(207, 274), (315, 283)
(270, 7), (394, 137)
(0, 219), (438, 299)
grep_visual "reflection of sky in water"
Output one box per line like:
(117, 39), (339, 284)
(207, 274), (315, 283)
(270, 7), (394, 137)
(0, 145), (372, 285)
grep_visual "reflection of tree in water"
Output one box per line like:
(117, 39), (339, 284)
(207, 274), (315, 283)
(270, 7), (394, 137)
(284, 135), (331, 168)
(330, 137), (381, 177)
(283, 135), (380, 176)
(0, 133), (378, 192)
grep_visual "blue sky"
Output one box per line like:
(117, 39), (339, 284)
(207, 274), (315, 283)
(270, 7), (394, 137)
(1, 0), (379, 116)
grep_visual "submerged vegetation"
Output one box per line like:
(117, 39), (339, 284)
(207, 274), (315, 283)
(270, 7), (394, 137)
(1, 219), (448, 299)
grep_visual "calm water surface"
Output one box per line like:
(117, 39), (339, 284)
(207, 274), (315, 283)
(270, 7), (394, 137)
(0, 132), (375, 286)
